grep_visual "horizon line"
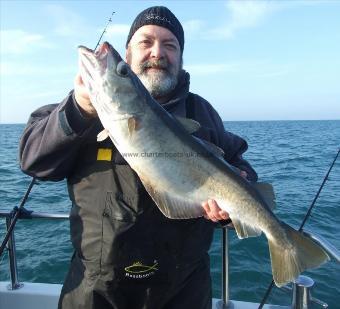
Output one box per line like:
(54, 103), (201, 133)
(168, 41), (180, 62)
(1, 119), (339, 125)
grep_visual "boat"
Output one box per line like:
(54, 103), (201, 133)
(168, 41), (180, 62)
(1, 207), (335, 309)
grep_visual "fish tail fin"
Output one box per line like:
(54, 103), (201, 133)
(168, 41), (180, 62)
(268, 223), (330, 287)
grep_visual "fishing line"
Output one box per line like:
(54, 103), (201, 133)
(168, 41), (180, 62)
(258, 148), (340, 309)
(94, 11), (115, 51)
(0, 239), (6, 264)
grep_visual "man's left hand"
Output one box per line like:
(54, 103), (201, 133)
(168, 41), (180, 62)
(201, 199), (230, 222)
(202, 169), (248, 222)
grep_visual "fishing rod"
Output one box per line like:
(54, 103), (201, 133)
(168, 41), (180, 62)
(258, 148), (340, 309)
(94, 11), (115, 51)
(0, 12), (117, 258)
(0, 177), (36, 257)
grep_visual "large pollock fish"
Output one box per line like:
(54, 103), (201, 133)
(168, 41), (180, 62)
(78, 42), (330, 287)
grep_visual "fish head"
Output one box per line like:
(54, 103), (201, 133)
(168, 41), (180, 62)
(78, 42), (144, 119)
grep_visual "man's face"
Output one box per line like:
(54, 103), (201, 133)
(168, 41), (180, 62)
(126, 25), (182, 100)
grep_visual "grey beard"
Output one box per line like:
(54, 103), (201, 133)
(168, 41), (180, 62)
(138, 70), (178, 99)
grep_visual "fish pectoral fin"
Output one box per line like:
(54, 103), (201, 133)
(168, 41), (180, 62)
(231, 217), (262, 239)
(97, 129), (109, 142)
(252, 182), (276, 210)
(175, 116), (201, 134)
(128, 116), (140, 136)
(140, 179), (204, 219)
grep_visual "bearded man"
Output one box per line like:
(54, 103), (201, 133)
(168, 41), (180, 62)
(19, 6), (257, 309)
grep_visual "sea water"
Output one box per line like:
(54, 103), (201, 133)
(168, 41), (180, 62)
(0, 121), (339, 307)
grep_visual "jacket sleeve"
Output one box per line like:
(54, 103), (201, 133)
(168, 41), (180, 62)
(220, 130), (258, 181)
(19, 91), (98, 181)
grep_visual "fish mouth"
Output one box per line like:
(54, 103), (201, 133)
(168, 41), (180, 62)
(78, 44), (101, 81)
(78, 42), (123, 77)
(78, 42), (110, 58)
(78, 45), (94, 55)
(78, 43), (110, 84)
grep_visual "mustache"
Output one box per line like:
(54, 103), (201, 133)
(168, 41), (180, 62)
(140, 59), (169, 72)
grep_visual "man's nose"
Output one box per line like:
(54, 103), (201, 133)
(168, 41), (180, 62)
(150, 42), (165, 58)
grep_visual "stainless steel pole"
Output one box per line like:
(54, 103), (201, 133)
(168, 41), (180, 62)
(5, 217), (23, 290)
(221, 227), (229, 307)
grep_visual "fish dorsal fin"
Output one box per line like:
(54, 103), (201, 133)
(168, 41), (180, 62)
(175, 116), (201, 134)
(174, 117), (223, 157)
(252, 182), (276, 210)
(231, 217), (263, 239)
(193, 136), (225, 157)
(97, 129), (109, 142)
(140, 177), (204, 219)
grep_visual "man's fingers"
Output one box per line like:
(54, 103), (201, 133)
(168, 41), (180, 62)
(207, 199), (220, 222)
(202, 200), (216, 221)
(240, 170), (248, 179)
(74, 73), (83, 86)
(218, 210), (228, 220)
(202, 199), (230, 222)
(74, 73), (87, 93)
(202, 202), (209, 220)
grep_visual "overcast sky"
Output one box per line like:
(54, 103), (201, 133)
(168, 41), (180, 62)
(1, 0), (339, 123)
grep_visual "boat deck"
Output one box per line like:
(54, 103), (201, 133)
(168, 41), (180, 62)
(0, 281), (288, 309)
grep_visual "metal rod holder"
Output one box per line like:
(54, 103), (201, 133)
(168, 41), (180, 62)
(291, 275), (328, 309)
(292, 275), (314, 308)
(282, 276), (328, 309)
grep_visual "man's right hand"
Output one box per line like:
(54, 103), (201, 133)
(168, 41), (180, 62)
(74, 73), (98, 118)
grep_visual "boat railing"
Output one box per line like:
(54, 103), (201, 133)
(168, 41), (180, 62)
(0, 210), (329, 308)
(0, 211), (69, 290)
(1, 210), (235, 304)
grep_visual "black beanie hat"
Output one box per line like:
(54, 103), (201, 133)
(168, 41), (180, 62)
(126, 6), (184, 52)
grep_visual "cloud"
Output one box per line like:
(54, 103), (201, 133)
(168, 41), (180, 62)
(184, 60), (292, 77)
(42, 5), (127, 46)
(184, 0), (333, 41)
(44, 4), (90, 37)
(0, 30), (53, 55)
(183, 19), (205, 36)
(184, 63), (241, 75)
(1, 61), (75, 76)
(254, 68), (291, 79)
(105, 24), (130, 38)
(206, 0), (275, 40)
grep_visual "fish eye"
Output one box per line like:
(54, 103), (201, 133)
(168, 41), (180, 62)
(116, 61), (129, 77)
